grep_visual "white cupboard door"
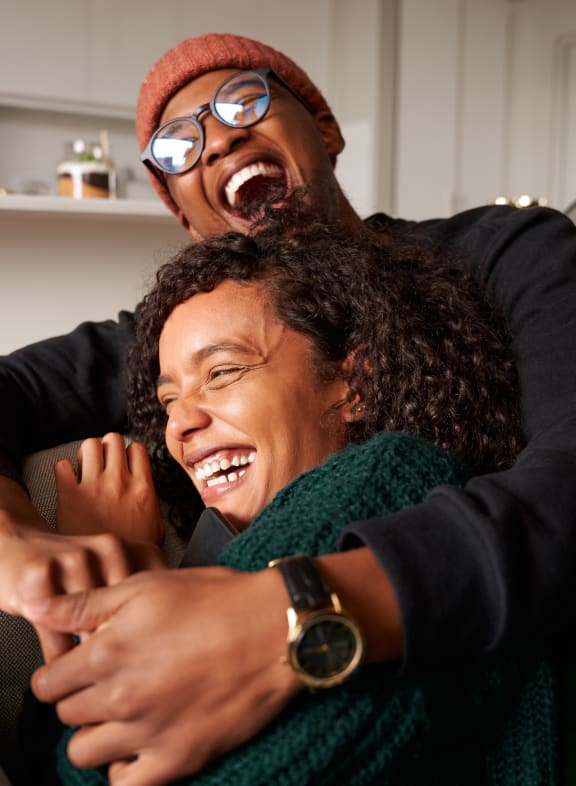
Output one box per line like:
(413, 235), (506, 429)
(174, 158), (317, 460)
(396, 0), (576, 218)
(0, 0), (86, 104)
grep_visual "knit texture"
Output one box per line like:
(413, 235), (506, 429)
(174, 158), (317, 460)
(136, 32), (342, 220)
(54, 432), (558, 785)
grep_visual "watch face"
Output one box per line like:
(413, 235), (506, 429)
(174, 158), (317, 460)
(295, 613), (362, 684)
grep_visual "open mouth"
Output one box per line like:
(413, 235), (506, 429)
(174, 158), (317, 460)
(194, 450), (256, 490)
(224, 162), (288, 220)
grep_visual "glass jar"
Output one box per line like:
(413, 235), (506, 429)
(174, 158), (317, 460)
(57, 138), (117, 199)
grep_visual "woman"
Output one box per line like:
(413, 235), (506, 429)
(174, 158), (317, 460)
(49, 217), (558, 785)
(126, 211), (521, 535)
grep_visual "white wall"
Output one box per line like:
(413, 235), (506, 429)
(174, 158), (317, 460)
(0, 209), (189, 354)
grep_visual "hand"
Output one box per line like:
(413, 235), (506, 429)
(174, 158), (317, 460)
(27, 567), (302, 786)
(0, 516), (166, 660)
(55, 432), (164, 545)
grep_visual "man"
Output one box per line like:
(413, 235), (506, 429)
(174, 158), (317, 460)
(2, 33), (576, 786)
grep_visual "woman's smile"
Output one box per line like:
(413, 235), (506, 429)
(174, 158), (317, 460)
(190, 449), (256, 501)
(157, 279), (350, 529)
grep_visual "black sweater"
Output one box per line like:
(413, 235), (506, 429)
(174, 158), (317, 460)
(2, 204), (576, 670)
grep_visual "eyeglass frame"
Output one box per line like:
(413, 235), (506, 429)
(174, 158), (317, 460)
(140, 66), (311, 178)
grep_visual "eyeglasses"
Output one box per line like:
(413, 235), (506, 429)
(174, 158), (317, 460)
(141, 67), (305, 176)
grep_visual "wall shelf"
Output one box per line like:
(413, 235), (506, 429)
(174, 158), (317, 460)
(0, 194), (174, 222)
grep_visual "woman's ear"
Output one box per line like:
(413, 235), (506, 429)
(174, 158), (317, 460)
(335, 351), (366, 424)
(340, 394), (366, 424)
(314, 111), (345, 165)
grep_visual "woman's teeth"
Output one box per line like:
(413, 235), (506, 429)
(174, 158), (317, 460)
(196, 452), (256, 484)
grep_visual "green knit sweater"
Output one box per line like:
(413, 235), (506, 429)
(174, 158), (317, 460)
(55, 432), (558, 786)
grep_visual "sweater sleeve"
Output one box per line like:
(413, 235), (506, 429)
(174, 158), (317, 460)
(0, 311), (135, 487)
(341, 205), (576, 669)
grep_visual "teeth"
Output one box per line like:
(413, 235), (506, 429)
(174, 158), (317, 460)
(206, 475), (227, 488)
(206, 470), (241, 487)
(195, 452), (256, 482)
(225, 162), (282, 207)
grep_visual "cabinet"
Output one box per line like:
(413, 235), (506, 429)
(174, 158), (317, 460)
(0, 0), (174, 113)
(395, 0), (576, 219)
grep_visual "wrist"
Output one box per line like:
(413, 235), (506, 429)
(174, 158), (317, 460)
(268, 554), (365, 689)
(253, 565), (304, 697)
(315, 548), (404, 663)
(0, 476), (49, 531)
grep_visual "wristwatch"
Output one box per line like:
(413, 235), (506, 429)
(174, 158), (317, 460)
(269, 553), (365, 689)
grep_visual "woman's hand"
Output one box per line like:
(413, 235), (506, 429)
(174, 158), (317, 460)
(55, 432), (164, 545)
(0, 516), (166, 660)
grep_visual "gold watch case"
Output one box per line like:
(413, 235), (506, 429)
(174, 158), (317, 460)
(285, 593), (365, 689)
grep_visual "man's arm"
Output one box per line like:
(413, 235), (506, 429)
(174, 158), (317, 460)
(0, 310), (135, 486)
(342, 205), (576, 668)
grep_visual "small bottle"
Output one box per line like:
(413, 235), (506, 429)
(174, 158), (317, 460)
(57, 135), (117, 199)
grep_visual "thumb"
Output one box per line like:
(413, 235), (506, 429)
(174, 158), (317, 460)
(21, 584), (124, 634)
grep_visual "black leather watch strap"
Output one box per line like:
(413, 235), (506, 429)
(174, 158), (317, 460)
(275, 554), (332, 612)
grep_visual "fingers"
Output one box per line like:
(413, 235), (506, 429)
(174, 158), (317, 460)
(107, 753), (185, 786)
(28, 584), (128, 704)
(77, 437), (105, 481)
(17, 555), (76, 660)
(79, 532), (132, 587)
(126, 440), (153, 481)
(24, 582), (125, 640)
(68, 724), (142, 773)
(35, 624), (74, 663)
(77, 433), (133, 481)
(54, 458), (78, 493)
(101, 433), (132, 476)
(68, 728), (195, 786)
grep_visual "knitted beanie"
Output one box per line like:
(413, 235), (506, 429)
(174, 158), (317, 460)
(136, 32), (343, 219)
(54, 432), (558, 786)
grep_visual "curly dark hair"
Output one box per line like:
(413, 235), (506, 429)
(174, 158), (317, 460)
(127, 214), (522, 534)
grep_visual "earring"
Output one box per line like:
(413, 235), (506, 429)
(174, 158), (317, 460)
(353, 402), (365, 414)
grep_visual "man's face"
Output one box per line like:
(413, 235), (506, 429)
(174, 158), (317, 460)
(158, 69), (342, 238)
(157, 280), (349, 529)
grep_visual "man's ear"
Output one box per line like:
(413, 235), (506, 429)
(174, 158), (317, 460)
(314, 111), (345, 165)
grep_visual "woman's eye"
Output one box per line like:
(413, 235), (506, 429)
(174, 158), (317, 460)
(206, 366), (248, 388)
(159, 396), (176, 414)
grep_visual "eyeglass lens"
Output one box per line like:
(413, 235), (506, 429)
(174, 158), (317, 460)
(150, 71), (271, 174)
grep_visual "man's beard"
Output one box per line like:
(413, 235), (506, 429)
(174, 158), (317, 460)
(247, 176), (343, 237)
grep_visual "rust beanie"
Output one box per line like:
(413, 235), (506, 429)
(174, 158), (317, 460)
(136, 32), (343, 222)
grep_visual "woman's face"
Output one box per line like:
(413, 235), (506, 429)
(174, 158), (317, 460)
(157, 280), (350, 529)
